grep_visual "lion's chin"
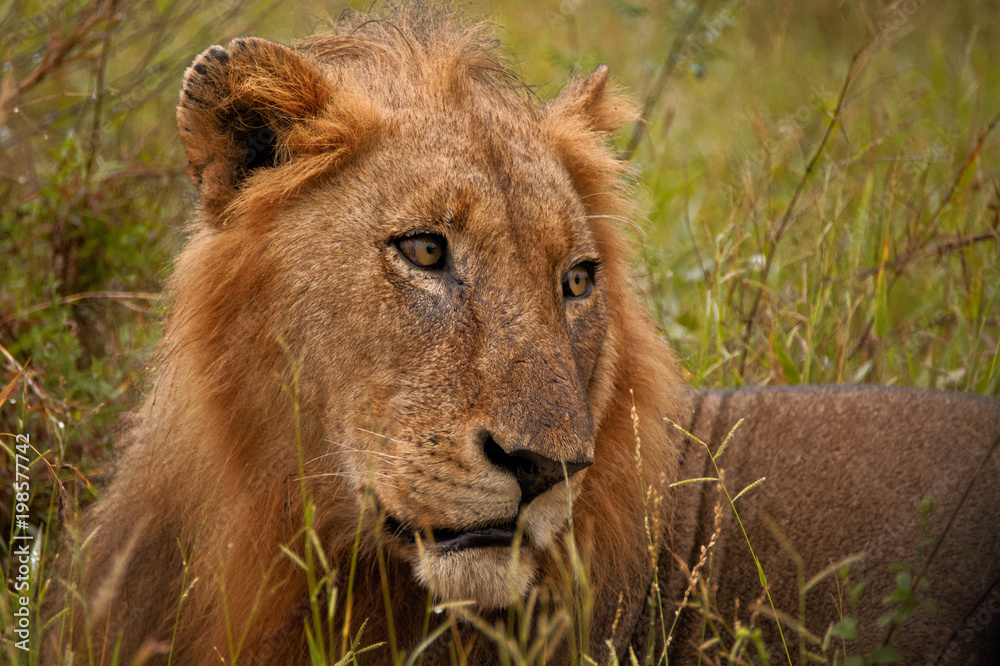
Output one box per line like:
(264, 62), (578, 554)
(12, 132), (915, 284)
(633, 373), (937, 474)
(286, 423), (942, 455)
(412, 546), (536, 609)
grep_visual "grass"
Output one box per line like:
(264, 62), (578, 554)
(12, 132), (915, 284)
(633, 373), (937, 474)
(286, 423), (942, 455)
(663, 417), (792, 662)
(2, 0), (998, 663)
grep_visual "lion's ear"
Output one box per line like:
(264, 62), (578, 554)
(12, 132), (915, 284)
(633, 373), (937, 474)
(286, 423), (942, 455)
(176, 38), (373, 221)
(542, 66), (638, 215)
(544, 65), (636, 134)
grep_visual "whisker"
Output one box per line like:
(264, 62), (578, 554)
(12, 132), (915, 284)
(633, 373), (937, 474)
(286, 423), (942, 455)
(586, 212), (643, 235)
(340, 446), (405, 460)
(307, 444), (405, 466)
(295, 471), (358, 481)
(355, 427), (408, 446)
(305, 449), (346, 465)
(586, 213), (631, 224)
(297, 472), (400, 491)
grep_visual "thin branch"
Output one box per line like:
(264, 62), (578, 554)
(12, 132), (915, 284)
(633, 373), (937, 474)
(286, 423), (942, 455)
(84, 0), (120, 184)
(824, 109), (1000, 288)
(923, 108), (1000, 232)
(0, 344), (66, 416)
(881, 432), (1000, 648)
(738, 47), (870, 374)
(15, 6), (106, 97)
(0, 290), (160, 327)
(845, 229), (999, 283)
(622, 3), (704, 160)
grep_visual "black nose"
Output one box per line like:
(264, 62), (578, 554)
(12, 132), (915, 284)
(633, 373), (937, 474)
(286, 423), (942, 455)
(481, 432), (593, 505)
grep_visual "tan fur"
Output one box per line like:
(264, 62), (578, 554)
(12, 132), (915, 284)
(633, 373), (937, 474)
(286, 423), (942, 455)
(669, 387), (1000, 662)
(53, 9), (999, 666)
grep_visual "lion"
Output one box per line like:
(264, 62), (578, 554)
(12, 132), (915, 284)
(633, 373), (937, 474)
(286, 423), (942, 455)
(51, 8), (1000, 665)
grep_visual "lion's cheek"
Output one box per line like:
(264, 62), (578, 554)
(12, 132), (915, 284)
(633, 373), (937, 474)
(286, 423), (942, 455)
(411, 547), (536, 609)
(375, 459), (520, 527)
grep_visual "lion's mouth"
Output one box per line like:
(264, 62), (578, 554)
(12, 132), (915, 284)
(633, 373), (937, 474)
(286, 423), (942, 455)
(383, 515), (523, 553)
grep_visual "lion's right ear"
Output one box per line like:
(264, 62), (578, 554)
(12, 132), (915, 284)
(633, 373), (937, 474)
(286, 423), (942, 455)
(176, 38), (373, 222)
(541, 65), (638, 218)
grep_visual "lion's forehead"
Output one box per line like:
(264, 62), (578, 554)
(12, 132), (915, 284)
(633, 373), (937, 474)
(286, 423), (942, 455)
(357, 115), (593, 265)
(296, 51), (597, 269)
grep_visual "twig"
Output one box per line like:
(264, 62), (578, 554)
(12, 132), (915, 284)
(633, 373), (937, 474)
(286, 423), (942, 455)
(84, 0), (120, 183)
(0, 290), (161, 327)
(845, 229), (999, 282)
(15, 6), (106, 97)
(824, 109), (1000, 289)
(622, 3), (704, 160)
(880, 432), (1000, 648)
(738, 48), (870, 374)
(922, 108), (1000, 232)
(0, 343), (65, 416)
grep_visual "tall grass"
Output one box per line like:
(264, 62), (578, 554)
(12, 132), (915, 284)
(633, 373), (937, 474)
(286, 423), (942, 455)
(2, 0), (997, 663)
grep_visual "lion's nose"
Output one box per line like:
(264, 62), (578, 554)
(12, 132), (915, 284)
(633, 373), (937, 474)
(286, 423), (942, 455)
(481, 432), (593, 505)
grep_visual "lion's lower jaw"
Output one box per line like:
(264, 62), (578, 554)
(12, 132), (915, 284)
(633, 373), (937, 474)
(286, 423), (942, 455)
(413, 547), (537, 609)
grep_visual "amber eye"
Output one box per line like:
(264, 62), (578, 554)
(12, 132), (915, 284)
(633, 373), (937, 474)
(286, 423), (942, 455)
(396, 234), (446, 269)
(563, 263), (593, 299)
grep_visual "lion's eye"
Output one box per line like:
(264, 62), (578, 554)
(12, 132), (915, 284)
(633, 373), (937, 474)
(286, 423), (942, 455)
(563, 263), (593, 299)
(396, 234), (447, 269)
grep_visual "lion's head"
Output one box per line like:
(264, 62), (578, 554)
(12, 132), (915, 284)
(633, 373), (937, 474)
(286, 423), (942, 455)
(170, 12), (673, 611)
(64, 11), (684, 663)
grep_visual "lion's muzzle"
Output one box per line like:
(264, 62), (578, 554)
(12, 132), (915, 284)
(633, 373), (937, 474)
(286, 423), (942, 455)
(380, 429), (592, 555)
(480, 431), (592, 505)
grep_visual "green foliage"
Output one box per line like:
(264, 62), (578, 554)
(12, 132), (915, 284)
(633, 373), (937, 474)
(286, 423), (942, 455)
(626, 2), (1000, 393)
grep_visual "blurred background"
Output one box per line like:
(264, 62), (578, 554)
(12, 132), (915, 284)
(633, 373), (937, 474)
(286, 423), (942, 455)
(1, 0), (998, 582)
